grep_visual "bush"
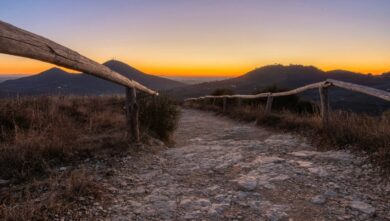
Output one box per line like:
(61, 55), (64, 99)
(211, 88), (234, 96)
(139, 95), (180, 144)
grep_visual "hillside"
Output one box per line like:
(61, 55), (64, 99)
(169, 65), (390, 113)
(0, 60), (185, 97)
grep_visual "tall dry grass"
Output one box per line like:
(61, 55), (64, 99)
(0, 169), (105, 221)
(0, 96), (125, 181)
(0, 95), (180, 220)
(0, 95), (180, 181)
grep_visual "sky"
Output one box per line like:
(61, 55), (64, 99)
(0, 0), (389, 77)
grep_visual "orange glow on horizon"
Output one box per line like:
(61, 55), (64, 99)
(0, 58), (388, 77)
(0, 54), (389, 77)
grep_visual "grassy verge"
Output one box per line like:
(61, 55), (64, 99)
(185, 101), (390, 173)
(0, 169), (105, 220)
(0, 95), (180, 220)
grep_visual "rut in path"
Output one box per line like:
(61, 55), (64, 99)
(106, 109), (389, 221)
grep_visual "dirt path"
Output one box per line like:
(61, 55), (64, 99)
(105, 109), (389, 221)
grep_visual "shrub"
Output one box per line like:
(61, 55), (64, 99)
(138, 95), (180, 144)
(211, 88), (234, 96)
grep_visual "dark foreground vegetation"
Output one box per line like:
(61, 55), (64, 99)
(185, 88), (390, 173)
(0, 95), (179, 220)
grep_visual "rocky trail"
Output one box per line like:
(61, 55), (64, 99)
(94, 109), (389, 220)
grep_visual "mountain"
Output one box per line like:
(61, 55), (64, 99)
(0, 60), (185, 96)
(103, 60), (185, 90)
(169, 65), (390, 113)
(0, 74), (27, 83)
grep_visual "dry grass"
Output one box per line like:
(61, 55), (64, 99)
(0, 95), (179, 181)
(186, 102), (390, 173)
(0, 169), (105, 221)
(0, 96), (127, 181)
(0, 95), (180, 220)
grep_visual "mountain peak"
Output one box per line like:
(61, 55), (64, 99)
(103, 59), (136, 69)
(260, 64), (321, 71)
(39, 67), (69, 77)
(103, 59), (126, 66)
(240, 64), (323, 81)
(42, 67), (67, 74)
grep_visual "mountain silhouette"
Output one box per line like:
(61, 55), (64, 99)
(103, 60), (184, 89)
(168, 65), (390, 113)
(0, 60), (185, 96)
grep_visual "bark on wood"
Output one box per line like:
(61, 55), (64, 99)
(0, 20), (157, 95)
(265, 95), (273, 114)
(185, 82), (325, 101)
(319, 86), (329, 127)
(327, 79), (390, 102)
(126, 87), (140, 143)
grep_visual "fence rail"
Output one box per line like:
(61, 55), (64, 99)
(185, 80), (390, 101)
(0, 20), (160, 143)
(185, 79), (390, 125)
(0, 21), (157, 96)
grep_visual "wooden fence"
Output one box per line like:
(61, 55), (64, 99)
(0, 20), (158, 143)
(185, 79), (390, 126)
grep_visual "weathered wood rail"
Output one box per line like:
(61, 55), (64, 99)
(185, 79), (390, 126)
(0, 20), (159, 143)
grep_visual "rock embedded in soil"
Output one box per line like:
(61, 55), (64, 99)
(236, 175), (258, 191)
(349, 200), (376, 215)
(310, 195), (327, 205)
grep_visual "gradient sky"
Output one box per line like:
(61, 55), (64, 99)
(0, 0), (389, 76)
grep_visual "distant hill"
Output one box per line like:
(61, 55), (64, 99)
(103, 60), (185, 90)
(166, 77), (230, 85)
(169, 65), (390, 113)
(0, 74), (27, 83)
(0, 60), (185, 96)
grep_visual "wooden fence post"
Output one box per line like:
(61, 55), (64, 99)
(126, 87), (140, 143)
(319, 86), (329, 127)
(223, 98), (227, 113)
(265, 94), (273, 114)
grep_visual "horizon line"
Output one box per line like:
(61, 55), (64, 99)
(0, 64), (388, 77)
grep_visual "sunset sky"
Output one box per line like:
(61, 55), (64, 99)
(0, 0), (389, 77)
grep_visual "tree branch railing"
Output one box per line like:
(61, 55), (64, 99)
(0, 20), (159, 143)
(185, 79), (390, 126)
